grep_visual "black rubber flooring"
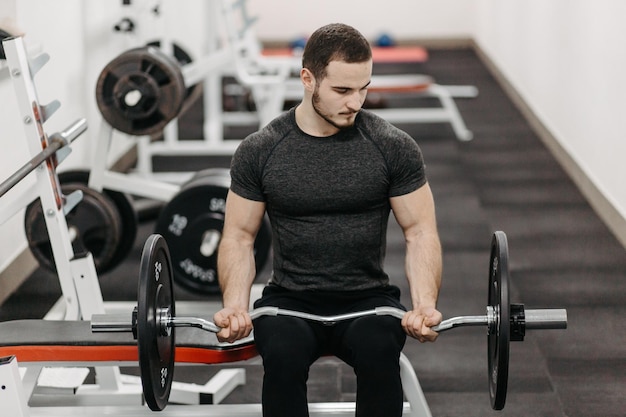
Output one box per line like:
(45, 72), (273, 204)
(2, 48), (626, 416)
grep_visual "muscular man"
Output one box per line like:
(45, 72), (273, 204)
(214, 23), (442, 417)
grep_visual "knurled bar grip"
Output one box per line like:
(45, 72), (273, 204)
(0, 118), (87, 198)
(91, 306), (567, 335)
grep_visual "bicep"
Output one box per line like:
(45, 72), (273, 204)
(222, 190), (267, 244)
(390, 183), (438, 236)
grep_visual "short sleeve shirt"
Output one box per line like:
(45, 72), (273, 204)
(229, 108), (426, 291)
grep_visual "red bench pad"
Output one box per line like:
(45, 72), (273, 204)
(0, 320), (258, 364)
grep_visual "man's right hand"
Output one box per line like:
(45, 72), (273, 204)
(213, 307), (253, 343)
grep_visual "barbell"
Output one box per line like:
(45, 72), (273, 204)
(91, 232), (567, 411)
(0, 119), (87, 199)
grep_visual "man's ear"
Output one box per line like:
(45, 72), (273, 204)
(300, 68), (315, 92)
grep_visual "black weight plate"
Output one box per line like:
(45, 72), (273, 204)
(488, 231), (510, 410)
(137, 234), (175, 411)
(183, 169), (271, 267)
(57, 170), (138, 272)
(24, 183), (123, 274)
(155, 174), (272, 294)
(182, 168), (272, 282)
(95, 46), (186, 136)
(155, 181), (228, 294)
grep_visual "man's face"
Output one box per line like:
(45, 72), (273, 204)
(311, 59), (373, 131)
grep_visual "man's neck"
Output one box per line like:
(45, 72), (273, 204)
(295, 102), (340, 138)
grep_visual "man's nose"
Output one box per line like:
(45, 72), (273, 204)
(346, 91), (363, 111)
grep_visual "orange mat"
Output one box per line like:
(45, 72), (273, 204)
(263, 46), (429, 64)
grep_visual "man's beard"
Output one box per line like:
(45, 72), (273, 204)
(312, 90), (357, 131)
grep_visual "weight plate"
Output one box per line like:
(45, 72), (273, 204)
(57, 170), (138, 272)
(95, 46), (186, 136)
(183, 170), (271, 271)
(488, 231), (510, 410)
(137, 234), (176, 411)
(155, 172), (271, 294)
(24, 182), (123, 274)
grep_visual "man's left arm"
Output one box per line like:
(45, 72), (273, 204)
(390, 182), (443, 342)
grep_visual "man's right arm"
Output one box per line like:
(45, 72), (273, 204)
(214, 190), (267, 343)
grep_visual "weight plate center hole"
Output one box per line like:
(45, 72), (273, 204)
(68, 226), (78, 242)
(200, 230), (221, 257)
(124, 89), (143, 107)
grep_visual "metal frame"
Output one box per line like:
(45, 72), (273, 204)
(1, 351), (432, 417)
(2, 36), (93, 321)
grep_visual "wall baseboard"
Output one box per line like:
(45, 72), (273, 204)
(471, 40), (626, 250)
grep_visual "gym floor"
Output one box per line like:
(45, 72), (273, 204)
(2, 48), (625, 416)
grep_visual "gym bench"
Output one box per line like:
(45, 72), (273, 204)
(0, 319), (432, 417)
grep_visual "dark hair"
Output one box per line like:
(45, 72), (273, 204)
(302, 23), (372, 80)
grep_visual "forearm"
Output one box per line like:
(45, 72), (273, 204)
(405, 229), (442, 310)
(217, 236), (257, 311)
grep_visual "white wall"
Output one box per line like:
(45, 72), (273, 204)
(473, 0), (626, 243)
(1, 0), (625, 275)
(247, 0), (475, 41)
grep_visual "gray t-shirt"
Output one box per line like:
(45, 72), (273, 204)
(230, 107), (427, 291)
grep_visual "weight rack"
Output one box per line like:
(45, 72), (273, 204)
(1, 36), (103, 322)
(1, 34), (147, 405)
(1, 36), (247, 409)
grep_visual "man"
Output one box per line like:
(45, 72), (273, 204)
(214, 23), (442, 417)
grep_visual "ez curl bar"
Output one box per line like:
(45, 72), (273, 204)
(91, 232), (567, 412)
